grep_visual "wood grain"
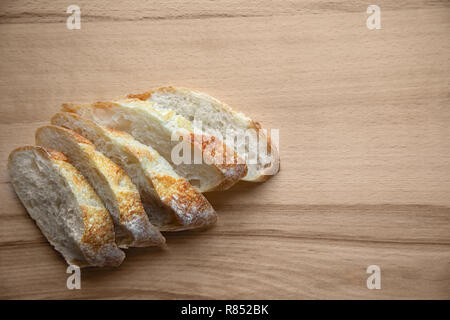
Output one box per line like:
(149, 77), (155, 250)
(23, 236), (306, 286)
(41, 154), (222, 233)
(0, 0), (449, 299)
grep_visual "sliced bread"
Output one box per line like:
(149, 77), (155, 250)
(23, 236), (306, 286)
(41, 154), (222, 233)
(128, 86), (280, 182)
(35, 125), (165, 248)
(51, 112), (217, 231)
(8, 146), (125, 267)
(61, 100), (247, 192)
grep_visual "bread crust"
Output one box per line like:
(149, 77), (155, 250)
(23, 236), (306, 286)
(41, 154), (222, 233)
(8, 146), (125, 267)
(182, 132), (248, 190)
(35, 126), (165, 248)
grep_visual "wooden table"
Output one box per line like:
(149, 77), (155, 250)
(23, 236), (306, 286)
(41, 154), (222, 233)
(1, 0), (449, 299)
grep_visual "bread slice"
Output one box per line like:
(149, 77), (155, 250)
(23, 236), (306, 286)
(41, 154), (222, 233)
(35, 125), (165, 248)
(8, 146), (125, 267)
(61, 100), (247, 192)
(51, 112), (217, 231)
(128, 86), (280, 182)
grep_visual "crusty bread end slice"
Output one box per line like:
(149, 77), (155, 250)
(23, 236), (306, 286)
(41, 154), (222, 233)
(128, 86), (280, 182)
(51, 112), (217, 231)
(35, 125), (165, 248)
(8, 146), (125, 267)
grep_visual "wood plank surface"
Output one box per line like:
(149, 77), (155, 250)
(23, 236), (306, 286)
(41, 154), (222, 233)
(0, 0), (449, 299)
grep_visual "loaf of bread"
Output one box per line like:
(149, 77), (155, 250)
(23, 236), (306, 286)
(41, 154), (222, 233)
(61, 100), (248, 192)
(35, 125), (165, 248)
(51, 112), (217, 231)
(7, 86), (279, 267)
(8, 146), (125, 267)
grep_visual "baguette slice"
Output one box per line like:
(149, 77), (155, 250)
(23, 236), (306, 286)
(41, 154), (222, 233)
(51, 112), (217, 231)
(61, 100), (247, 192)
(8, 146), (125, 267)
(35, 125), (165, 248)
(128, 86), (280, 182)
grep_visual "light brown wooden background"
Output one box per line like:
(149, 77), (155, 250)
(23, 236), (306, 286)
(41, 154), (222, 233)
(0, 0), (449, 299)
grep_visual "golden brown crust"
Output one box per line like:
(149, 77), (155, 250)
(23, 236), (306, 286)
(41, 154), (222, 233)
(152, 174), (215, 226)
(80, 205), (115, 250)
(115, 190), (146, 224)
(122, 143), (154, 162)
(127, 86), (177, 101)
(184, 132), (247, 190)
(127, 92), (151, 101)
(45, 148), (69, 161)
(61, 103), (80, 113)
(93, 101), (120, 109)
(68, 129), (94, 146)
